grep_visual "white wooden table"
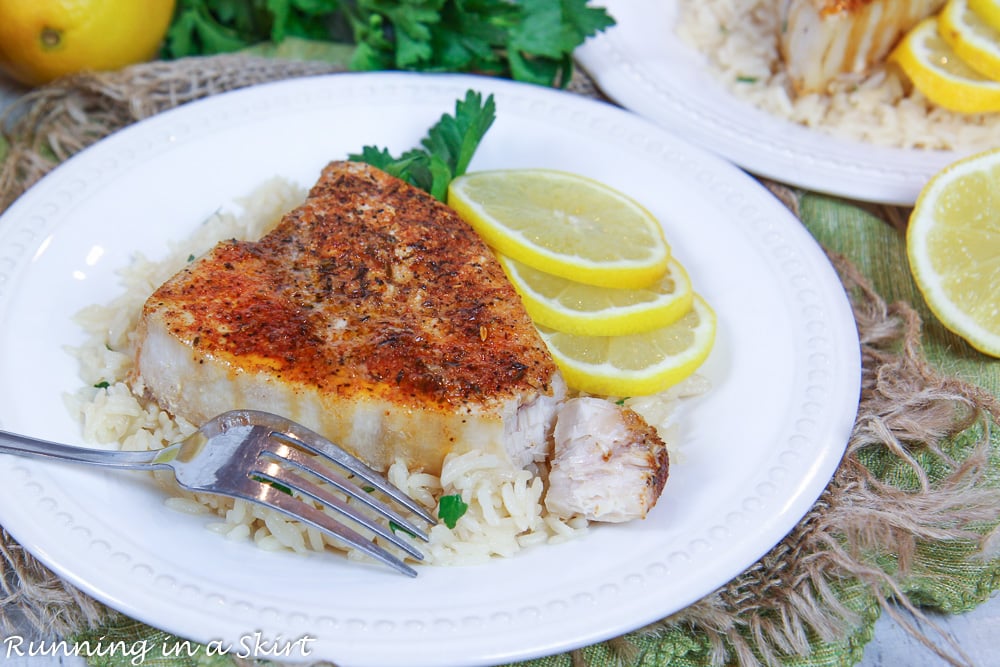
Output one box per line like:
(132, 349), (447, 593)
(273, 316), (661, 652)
(1, 70), (998, 667)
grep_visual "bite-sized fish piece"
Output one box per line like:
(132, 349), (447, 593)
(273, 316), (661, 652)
(133, 161), (566, 475)
(544, 397), (669, 522)
(779, 0), (945, 94)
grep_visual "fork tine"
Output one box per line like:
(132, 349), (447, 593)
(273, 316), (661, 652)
(261, 445), (430, 542)
(248, 481), (419, 577)
(255, 461), (425, 560)
(269, 428), (437, 525)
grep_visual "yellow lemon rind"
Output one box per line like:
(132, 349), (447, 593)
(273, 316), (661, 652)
(537, 294), (717, 397)
(498, 253), (695, 336)
(448, 170), (671, 289)
(969, 0), (1000, 33)
(890, 18), (1000, 114)
(907, 147), (1000, 358)
(0, 0), (175, 87)
(939, 0), (1000, 80)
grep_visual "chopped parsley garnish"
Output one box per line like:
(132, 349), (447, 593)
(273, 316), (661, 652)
(390, 520), (418, 538)
(438, 493), (468, 529)
(252, 475), (293, 496)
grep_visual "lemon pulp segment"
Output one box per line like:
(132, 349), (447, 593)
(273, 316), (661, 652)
(537, 295), (717, 396)
(448, 169), (670, 289)
(497, 253), (694, 336)
(907, 148), (1000, 357)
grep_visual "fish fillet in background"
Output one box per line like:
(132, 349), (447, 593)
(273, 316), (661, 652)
(779, 0), (945, 94)
(132, 161), (567, 475)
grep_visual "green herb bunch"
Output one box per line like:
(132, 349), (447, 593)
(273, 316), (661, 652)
(164, 0), (615, 88)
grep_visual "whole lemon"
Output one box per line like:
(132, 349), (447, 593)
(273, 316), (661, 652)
(0, 0), (177, 87)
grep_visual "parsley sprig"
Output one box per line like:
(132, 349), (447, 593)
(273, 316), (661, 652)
(349, 89), (495, 201)
(163, 0), (615, 87)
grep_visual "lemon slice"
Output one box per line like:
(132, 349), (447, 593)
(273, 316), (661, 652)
(969, 0), (1000, 33)
(448, 169), (670, 289)
(497, 253), (694, 336)
(890, 17), (1000, 113)
(939, 0), (1000, 79)
(537, 294), (717, 396)
(907, 148), (1000, 357)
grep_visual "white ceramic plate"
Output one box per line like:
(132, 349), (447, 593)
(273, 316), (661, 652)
(0, 72), (859, 666)
(575, 0), (968, 206)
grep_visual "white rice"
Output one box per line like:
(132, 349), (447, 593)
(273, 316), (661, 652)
(64, 177), (700, 567)
(674, 0), (1000, 150)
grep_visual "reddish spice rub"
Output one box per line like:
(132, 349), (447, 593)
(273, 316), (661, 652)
(133, 161), (565, 474)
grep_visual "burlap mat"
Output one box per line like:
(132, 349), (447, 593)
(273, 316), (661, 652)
(2, 55), (1000, 667)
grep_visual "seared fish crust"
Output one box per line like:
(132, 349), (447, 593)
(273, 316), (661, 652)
(134, 161), (566, 474)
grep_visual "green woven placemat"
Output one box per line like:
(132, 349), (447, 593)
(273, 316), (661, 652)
(2, 57), (999, 667)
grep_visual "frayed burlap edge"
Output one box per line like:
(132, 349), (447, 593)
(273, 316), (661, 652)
(0, 55), (348, 212)
(2, 56), (1000, 667)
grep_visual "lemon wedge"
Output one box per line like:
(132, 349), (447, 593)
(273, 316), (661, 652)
(448, 169), (670, 289)
(939, 0), (1000, 79)
(969, 0), (1000, 32)
(907, 148), (1000, 357)
(890, 17), (1000, 113)
(497, 253), (694, 336)
(536, 294), (717, 396)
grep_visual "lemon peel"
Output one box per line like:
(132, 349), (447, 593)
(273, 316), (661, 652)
(969, 0), (1000, 32)
(0, 0), (175, 87)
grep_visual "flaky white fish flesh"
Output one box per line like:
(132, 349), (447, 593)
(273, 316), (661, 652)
(545, 397), (669, 522)
(779, 0), (945, 94)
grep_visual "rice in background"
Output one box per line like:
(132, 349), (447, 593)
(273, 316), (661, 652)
(674, 0), (1000, 150)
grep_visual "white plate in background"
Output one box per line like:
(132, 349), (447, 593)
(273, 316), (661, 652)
(575, 0), (972, 205)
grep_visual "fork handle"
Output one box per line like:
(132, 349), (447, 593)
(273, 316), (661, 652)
(0, 429), (162, 469)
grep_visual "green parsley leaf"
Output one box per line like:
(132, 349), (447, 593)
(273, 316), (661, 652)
(348, 89), (495, 200)
(252, 475), (294, 495)
(438, 493), (468, 529)
(390, 520), (418, 537)
(162, 1), (614, 87)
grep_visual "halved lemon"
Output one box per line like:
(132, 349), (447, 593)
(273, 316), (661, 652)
(448, 169), (670, 289)
(537, 294), (717, 397)
(939, 0), (1000, 80)
(497, 253), (694, 336)
(969, 0), (1000, 33)
(907, 147), (1000, 357)
(890, 17), (1000, 113)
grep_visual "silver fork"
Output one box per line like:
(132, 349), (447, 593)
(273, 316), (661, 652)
(0, 410), (436, 577)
